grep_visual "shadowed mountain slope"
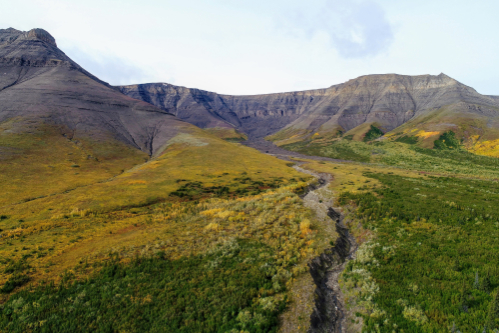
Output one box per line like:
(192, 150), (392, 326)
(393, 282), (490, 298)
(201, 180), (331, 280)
(0, 28), (193, 156)
(120, 74), (499, 149)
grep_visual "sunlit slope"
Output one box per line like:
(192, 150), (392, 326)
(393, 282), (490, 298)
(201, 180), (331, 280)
(204, 127), (248, 141)
(385, 102), (499, 155)
(265, 75), (499, 154)
(0, 126), (308, 285)
(0, 118), (148, 207)
(278, 100), (499, 158)
(1, 126), (306, 218)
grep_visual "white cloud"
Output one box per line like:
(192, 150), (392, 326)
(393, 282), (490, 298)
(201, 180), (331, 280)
(275, 0), (394, 58)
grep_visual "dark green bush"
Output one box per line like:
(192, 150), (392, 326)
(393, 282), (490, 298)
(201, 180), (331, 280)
(1, 274), (30, 293)
(433, 130), (462, 150)
(0, 240), (286, 333)
(363, 125), (384, 142)
(394, 135), (418, 144)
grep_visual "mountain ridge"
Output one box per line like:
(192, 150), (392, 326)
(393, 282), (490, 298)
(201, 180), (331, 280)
(119, 73), (499, 149)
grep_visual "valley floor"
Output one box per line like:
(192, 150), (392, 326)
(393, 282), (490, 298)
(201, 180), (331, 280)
(2, 135), (499, 333)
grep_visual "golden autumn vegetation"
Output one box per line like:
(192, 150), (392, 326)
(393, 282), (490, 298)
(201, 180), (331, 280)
(0, 119), (352, 332)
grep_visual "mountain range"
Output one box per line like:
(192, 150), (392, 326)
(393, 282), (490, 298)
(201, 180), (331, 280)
(3, 27), (499, 157)
(0, 27), (193, 156)
(120, 74), (499, 151)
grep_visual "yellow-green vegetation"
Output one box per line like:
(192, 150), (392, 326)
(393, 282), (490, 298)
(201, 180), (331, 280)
(0, 118), (148, 207)
(0, 180), (337, 332)
(1, 126), (307, 222)
(292, 156), (499, 332)
(296, 159), (423, 194)
(0, 120), (341, 333)
(384, 104), (499, 156)
(269, 122), (384, 146)
(204, 127), (248, 142)
(272, 103), (499, 157)
(342, 122), (384, 142)
(0, 125), (310, 282)
(266, 128), (312, 146)
(283, 138), (499, 179)
(5, 101), (499, 332)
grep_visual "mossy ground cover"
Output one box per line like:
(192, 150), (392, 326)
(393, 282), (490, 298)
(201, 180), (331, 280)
(0, 119), (147, 207)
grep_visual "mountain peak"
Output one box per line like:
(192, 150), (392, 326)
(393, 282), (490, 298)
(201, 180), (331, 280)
(24, 28), (57, 47)
(0, 28), (57, 47)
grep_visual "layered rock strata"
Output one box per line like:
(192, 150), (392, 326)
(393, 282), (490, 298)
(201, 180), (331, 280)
(120, 74), (499, 140)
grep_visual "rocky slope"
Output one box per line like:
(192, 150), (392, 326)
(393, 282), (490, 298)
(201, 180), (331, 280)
(0, 28), (194, 156)
(120, 74), (499, 146)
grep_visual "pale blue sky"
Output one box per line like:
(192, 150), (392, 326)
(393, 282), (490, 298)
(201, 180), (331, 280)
(2, 0), (498, 95)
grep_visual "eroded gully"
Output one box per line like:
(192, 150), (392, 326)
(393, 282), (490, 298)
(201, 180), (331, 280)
(241, 140), (358, 332)
(293, 165), (358, 333)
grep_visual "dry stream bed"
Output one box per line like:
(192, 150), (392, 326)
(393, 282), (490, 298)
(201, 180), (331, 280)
(245, 136), (361, 332)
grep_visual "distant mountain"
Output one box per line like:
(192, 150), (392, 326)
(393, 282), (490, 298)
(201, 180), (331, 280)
(0, 27), (192, 156)
(120, 74), (499, 152)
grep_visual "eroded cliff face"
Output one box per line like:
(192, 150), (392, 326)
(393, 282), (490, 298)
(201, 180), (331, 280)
(119, 74), (499, 140)
(119, 83), (325, 138)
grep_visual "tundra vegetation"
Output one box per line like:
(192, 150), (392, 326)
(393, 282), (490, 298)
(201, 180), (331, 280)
(2, 122), (499, 332)
(288, 132), (499, 332)
(337, 172), (499, 332)
(0, 122), (344, 332)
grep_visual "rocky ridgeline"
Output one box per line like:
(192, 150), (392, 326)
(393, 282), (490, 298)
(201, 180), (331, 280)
(0, 28), (57, 47)
(119, 74), (499, 140)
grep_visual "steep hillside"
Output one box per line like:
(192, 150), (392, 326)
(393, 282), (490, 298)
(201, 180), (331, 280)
(0, 28), (192, 156)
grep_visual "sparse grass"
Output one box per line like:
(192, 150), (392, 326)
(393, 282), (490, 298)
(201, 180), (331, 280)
(0, 119), (147, 207)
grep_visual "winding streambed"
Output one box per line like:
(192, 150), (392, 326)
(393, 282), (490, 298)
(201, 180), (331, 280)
(293, 166), (358, 333)
(242, 138), (359, 332)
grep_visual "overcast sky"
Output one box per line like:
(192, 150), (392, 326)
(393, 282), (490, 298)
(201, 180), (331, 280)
(1, 0), (498, 95)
